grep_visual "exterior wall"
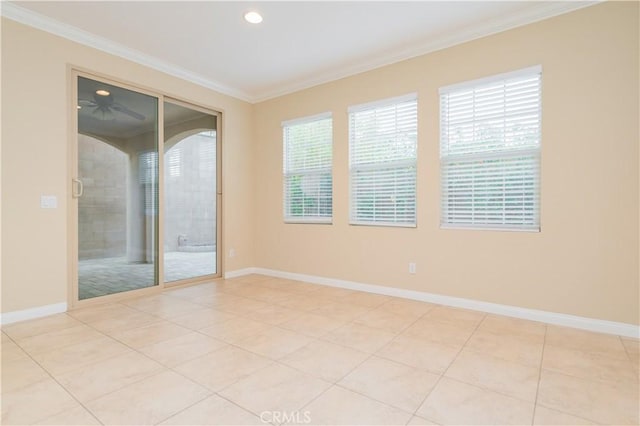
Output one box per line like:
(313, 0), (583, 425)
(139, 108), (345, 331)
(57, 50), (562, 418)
(1, 18), (254, 313)
(253, 2), (640, 325)
(77, 132), (217, 260)
(77, 134), (127, 260)
(164, 132), (217, 252)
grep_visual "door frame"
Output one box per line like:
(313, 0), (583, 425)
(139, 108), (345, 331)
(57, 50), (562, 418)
(67, 68), (223, 310)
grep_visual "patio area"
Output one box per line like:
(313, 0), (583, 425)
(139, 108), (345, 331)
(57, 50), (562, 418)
(78, 251), (216, 299)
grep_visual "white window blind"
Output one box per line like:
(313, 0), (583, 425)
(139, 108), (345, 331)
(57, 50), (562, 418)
(440, 66), (541, 231)
(167, 148), (181, 178)
(139, 151), (158, 216)
(349, 94), (418, 226)
(198, 131), (216, 176)
(283, 113), (333, 223)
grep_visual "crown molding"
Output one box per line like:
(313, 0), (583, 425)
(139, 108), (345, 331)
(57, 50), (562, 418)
(2, 1), (600, 104)
(250, 1), (601, 103)
(0, 2), (253, 102)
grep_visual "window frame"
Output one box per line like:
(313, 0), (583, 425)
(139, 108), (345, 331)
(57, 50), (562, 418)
(282, 112), (333, 224)
(348, 93), (418, 228)
(439, 65), (542, 232)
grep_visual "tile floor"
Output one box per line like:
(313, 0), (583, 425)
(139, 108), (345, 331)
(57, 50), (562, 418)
(1, 274), (638, 425)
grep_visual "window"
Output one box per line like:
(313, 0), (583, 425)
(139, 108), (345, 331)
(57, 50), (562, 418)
(439, 66), (541, 231)
(167, 148), (181, 177)
(282, 113), (333, 223)
(349, 94), (418, 226)
(139, 151), (158, 216)
(198, 130), (216, 176)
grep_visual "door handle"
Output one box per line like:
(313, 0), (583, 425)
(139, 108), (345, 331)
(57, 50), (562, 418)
(72, 178), (84, 198)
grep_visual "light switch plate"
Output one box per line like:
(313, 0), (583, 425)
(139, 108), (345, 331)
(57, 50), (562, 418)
(40, 195), (58, 209)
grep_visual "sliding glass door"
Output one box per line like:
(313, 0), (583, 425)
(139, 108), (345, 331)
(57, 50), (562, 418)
(75, 76), (159, 300)
(73, 74), (221, 303)
(163, 101), (218, 283)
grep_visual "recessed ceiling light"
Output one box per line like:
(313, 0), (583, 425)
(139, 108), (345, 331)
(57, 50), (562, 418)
(244, 11), (263, 24)
(95, 89), (110, 96)
(77, 105), (82, 109)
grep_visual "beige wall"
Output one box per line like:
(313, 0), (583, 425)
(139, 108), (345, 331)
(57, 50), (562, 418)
(1, 18), (255, 312)
(253, 2), (639, 325)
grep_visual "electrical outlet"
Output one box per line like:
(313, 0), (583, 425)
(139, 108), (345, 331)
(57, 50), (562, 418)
(408, 262), (416, 274)
(229, 248), (236, 258)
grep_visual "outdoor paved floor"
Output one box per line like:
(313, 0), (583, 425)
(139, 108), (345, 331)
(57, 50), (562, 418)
(79, 252), (216, 300)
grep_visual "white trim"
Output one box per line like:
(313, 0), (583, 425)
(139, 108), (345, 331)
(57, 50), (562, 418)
(281, 112), (332, 128)
(223, 267), (258, 279)
(250, 3), (597, 102)
(284, 218), (332, 225)
(440, 224), (540, 233)
(229, 267), (639, 338)
(439, 65), (542, 94)
(0, 2), (598, 103)
(350, 221), (417, 229)
(0, 3), (252, 102)
(348, 93), (417, 114)
(3, 268), (634, 338)
(1, 303), (68, 325)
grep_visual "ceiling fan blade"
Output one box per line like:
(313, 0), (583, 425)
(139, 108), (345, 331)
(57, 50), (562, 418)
(111, 103), (146, 121)
(78, 99), (97, 107)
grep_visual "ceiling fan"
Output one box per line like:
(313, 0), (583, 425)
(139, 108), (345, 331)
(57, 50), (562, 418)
(78, 91), (146, 121)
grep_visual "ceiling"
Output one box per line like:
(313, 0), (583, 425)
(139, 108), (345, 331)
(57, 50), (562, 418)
(78, 75), (158, 139)
(4, 1), (595, 103)
(78, 75), (214, 140)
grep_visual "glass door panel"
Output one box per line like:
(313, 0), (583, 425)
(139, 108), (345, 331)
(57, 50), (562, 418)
(163, 101), (218, 282)
(76, 76), (159, 300)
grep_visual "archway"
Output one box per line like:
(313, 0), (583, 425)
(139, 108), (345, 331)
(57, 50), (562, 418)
(163, 128), (218, 282)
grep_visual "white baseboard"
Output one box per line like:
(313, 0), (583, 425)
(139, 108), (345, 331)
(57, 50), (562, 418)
(1, 302), (68, 326)
(5, 269), (636, 338)
(224, 267), (258, 279)
(227, 267), (639, 338)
